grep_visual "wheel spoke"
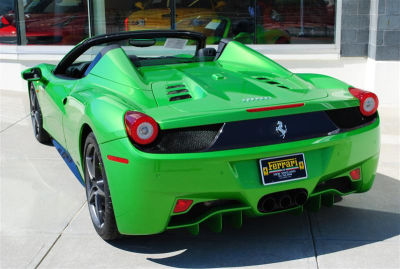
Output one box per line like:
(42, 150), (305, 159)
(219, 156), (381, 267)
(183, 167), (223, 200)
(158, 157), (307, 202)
(85, 141), (106, 228)
(94, 194), (100, 220)
(34, 112), (40, 130)
(97, 179), (104, 191)
(96, 185), (105, 197)
(93, 149), (102, 180)
(85, 150), (95, 180)
(88, 185), (97, 202)
(30, 93), (35, 108)
(98, 209), (105, 223)
(94, 194), (104, 225)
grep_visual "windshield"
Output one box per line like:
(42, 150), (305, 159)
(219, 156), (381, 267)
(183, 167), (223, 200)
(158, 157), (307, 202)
(72, 36), (212, 69)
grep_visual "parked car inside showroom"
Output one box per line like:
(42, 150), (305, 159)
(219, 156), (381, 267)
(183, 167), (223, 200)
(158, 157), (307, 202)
(125, 0), (290, 44)
(0, 0), (88, 45)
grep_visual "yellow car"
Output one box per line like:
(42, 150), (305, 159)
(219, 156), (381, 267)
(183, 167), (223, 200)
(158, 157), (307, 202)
(125, 0), (290, 44)
(125, 0), (218, 32)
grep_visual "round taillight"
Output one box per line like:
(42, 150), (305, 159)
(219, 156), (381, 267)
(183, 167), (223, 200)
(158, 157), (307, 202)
(124, 111), (159, 145)
(349, 87), (379, 116)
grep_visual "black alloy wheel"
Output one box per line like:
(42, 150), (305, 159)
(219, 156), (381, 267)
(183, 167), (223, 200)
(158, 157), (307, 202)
(84, 132), (119, 240)
(29, 83), (51, 144)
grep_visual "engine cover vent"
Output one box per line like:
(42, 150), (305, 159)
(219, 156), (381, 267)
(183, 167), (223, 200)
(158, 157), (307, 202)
(254, 77), (290, 89)
(169, 94), (192, 101)
(166, 84), (192, 101)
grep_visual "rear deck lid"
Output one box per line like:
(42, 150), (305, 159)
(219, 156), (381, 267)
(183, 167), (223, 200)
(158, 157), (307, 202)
(147, 62), (328, 113)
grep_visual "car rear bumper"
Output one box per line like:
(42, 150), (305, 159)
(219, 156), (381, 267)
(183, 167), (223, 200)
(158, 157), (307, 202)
(99, 117), (380, 235)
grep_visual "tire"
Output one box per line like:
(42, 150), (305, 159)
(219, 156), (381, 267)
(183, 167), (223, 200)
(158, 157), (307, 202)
(29, 83), (51, 144)
(83, 132), (119, 240)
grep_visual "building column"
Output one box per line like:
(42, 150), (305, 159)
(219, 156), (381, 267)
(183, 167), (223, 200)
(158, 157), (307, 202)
(341, 0), (371, 57)
(368, 0), (400, 60)
(93, 0), (107, 35)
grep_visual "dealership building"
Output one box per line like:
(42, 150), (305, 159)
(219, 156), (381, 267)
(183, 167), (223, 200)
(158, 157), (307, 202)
(0, 0), (399, 106)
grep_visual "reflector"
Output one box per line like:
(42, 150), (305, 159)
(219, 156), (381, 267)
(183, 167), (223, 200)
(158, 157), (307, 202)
(174, 199), (193, 213)
(350, 168), (361, 180)
(107, 155), (129, 164)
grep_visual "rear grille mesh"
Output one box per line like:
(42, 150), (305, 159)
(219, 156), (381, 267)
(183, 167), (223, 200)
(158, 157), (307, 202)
(138, 124), (222, 153)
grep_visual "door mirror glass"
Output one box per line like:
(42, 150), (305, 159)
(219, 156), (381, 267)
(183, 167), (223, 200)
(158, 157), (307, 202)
(22, 68), (42, 81)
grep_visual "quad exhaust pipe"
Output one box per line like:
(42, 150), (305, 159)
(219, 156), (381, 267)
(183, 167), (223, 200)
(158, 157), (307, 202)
(258, 189), (308, 213)
(294, 190), (308, 206)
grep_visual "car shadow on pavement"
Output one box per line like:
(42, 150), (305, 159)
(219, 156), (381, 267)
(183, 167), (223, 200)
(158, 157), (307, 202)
(108, 173), (400, 268)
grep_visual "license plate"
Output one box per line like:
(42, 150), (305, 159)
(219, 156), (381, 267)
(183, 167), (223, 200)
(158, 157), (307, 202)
(259, 153), (307, 185)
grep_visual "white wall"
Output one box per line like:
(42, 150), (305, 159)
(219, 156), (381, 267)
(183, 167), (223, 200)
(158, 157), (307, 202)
(1, 52), (399, 107)
(277, 57), (400, 107)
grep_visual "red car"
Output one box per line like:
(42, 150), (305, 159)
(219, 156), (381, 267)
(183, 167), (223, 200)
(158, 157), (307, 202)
(0, 0), (88, 45)
(260, 0), (335, 39)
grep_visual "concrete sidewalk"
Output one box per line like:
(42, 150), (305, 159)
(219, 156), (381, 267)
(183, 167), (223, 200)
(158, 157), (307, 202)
(1, 89), (399, 269)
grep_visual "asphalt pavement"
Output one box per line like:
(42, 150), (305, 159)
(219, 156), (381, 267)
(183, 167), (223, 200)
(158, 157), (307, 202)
(1, 89), (399, 269)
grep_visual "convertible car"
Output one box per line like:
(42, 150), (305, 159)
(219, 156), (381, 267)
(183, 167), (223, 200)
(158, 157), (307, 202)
(22, 30), (380, 240)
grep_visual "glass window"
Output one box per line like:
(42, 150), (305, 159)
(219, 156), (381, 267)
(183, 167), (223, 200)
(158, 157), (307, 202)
(3, 0), (336, 46)
(0, 0), (16, 44)
(122, 0), (174, 33)
(259, 0), (336, 44)
(0, 0), (89, 45)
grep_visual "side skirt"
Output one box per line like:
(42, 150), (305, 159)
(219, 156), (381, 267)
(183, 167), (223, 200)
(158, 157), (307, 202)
(52, 139), (84, 186)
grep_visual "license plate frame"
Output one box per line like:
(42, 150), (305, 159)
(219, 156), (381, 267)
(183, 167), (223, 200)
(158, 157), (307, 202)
(259, 153), (308, 185)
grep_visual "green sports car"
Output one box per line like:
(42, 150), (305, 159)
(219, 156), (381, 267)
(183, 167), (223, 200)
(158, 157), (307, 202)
(22, 30), (380, 240)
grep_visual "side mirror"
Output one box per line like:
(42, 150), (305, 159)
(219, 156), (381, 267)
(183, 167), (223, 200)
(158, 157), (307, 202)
(135, 1), (144, 10)
(22, 68), (42, 81)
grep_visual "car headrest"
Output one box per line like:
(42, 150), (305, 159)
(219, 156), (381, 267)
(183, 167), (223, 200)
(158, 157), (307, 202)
(197, 48), (217, 58)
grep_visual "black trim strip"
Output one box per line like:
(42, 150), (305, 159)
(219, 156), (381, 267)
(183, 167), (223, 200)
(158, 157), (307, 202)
(137, 107), (377, 154)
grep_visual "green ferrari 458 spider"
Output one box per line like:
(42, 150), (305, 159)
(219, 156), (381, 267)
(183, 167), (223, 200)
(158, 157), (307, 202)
(22, 30), (380, 240)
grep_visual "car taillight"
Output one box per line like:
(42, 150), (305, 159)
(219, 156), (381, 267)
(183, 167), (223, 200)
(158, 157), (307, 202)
(124, 17), (128, 31)
(1, 16), (9, 25)
(349, 87), (379, 116)
(124, 111), (159, 145)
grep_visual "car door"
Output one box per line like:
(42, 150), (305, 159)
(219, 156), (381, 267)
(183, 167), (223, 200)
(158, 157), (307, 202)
(39, 74), (78, 147)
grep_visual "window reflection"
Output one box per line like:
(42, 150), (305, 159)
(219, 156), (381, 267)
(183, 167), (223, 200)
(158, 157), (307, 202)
(1, 0), (335, 45)
(0, 0), (88, 45)
(260, 0), (335, 44)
